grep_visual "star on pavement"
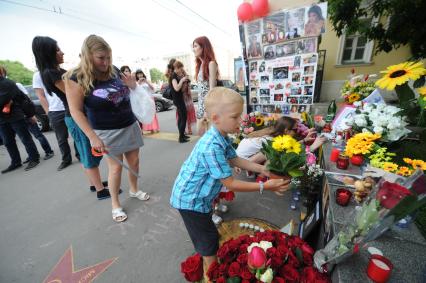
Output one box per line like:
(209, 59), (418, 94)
(43, 246), (117, 283)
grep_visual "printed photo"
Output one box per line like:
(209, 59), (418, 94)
(296, 37), (317, 54)
(294, 55), (301, 67)
(263, 12), (286, 44)
(281, 105), (290, 115)
(292, 72), (301, 82)
(264, 45), (276, 60)
(250, 87), (257, 97)
(301, 96), (312, 104)
(290, 105), (298, 113)
(304, 3), (327, 36)
(298, 105), (307, 113)
(287, 97), (298, 104)
(285, 8), (305, 39)
(251, 97), (259, 104)
(250, 61), (258, 73)
(234, 58), (245, 92)
(304, 65), (315, 75)
(263, 104), (275, 113)
(250, 79), (259, 87)
(259, 88), (270, 96)
(303, 76), (314, 85)
(260, 97), (271, 104)
(275, 82), (284, 90)
(273, 67), (289, 80)
(247, 35), (262, 59)
(254, 105), (262, 112)
(277, 42), (296, 57)
(303, 54), (317, 64)
(304, 86), (313, 96)
(260, 76), (270, 84)
(259, 61), (266, 73)
(291, 86), (302, 96)
(274, 93), (284, 102)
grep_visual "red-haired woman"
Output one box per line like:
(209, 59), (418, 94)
(192, 36), (219, 135)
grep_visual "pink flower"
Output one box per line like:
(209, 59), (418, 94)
(306, 152), (317, 165)
(248, 127), (254, 133)
(244, 128), (250, 134)
(247, 246), (267, 269)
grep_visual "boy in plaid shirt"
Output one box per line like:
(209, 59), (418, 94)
(170, 87), (290, 280)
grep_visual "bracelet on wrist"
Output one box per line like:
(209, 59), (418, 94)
(259, 181), (264, 194)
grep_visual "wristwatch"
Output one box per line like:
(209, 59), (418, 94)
(259, 181), (264, 195)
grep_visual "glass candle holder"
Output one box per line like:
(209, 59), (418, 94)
(336, 153), (349, 170)
(367, 254), (393, 283)
(335, 188), (352, 206)
(330, 148), (341, 162)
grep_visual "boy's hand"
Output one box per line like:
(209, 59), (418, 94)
(260, 165), (270, 177)
(234, 167), (242, 174)
(265, 178), (291, 196)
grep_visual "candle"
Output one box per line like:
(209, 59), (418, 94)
(239, 223), (244, 228)
(260, 228), (265, 232)
(249, 224), (254, 229)
(336, 188), (352, 206)
(336, 153), (349, 170)
(367, 255), (393, 283)
(330, 148), (341, 162)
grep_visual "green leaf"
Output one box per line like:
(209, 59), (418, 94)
(294, 247), (303, 263)
(413, 75), (426, 88)
(226, 277), (242, 283)
(395, 84), (415, 104)
(289, 169), (303, 177)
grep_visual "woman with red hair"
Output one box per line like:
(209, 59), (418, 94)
(192, 36), (219, 135)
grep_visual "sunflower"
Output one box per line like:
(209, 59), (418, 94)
(382, 162), (398, 172)
(255, 116), (264, 127)
(418, 86), (426, 101)
(403, 157), (413, 165)
(375, 61), (426, 91)
(397, 166), (412, 176)
(411, 159), (426, 170)
(285, 140), (302, 154)
(347, 93), (361, 103)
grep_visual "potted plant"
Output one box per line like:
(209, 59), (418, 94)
(261, 135), (306, 179)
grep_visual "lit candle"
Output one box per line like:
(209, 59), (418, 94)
(330, 148), (341, 162)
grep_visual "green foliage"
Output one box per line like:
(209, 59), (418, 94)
(415, 204), (426, 239)
(0, 60), (33, 85)
(325, 0), (426, 59)
(149, 68), (166, 83)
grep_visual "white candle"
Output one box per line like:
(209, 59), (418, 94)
(239, 223), (244, 228)
(254, 226), (260, 231)
(249, 224), (254, 229)
(372, 259), (390, 270)
(260, 228), (265, 232)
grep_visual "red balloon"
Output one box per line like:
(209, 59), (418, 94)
(237, 2), (253, 22)
(252, 0), (269, 17)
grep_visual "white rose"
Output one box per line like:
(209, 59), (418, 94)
(247, 242), (261, 253)
(354, 116), (367, 127)
(373, 126), (384, 134)
(249, 112), (255, 117)
(255, 111), (260, 116)
(259, 268), (274, 283)
(259, 241), (273, 252)
(362, 128), (371, 133)
(387, 128), (410, 141)
(353, 101), (362, 107)
(384, 106), (400, 115)
(387, 117), (402, 130)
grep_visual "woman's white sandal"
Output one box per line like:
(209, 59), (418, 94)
(129, 190), (150, 201)
(112, 207), (127, 222)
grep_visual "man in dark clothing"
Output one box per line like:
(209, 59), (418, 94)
(0, 67), (40, 173)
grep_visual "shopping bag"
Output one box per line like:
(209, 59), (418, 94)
(129, 85), (155, 124)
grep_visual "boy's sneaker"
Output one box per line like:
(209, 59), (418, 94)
(215, 203), (228, 213)
(212, 214), (223, 225)
(97, 189), (111, 200)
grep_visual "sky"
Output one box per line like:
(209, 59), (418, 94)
(0, 0), (243, 75)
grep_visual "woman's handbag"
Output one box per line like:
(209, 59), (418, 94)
(129, 85), (155, 124)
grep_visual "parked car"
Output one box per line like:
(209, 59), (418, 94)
(160, 83), (199, 102)
(24, 86), (50, 131)
(219, 79), (239, 92)
(153, 93), (173, 112)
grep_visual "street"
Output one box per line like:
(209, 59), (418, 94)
(0, 108), (298, 283)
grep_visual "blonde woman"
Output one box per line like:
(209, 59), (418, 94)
(65, 35), (149, 223)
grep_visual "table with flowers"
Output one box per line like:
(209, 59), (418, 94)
(319, 142), (426, 282)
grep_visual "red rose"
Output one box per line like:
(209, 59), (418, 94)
(376, 181), (412, 209)
(277, 244), (289, 257)
(239, 244), (249, 254)
(250, 116), (256, 122)
(228, 239), (240, 252)
(303, 253), (313, 266)
(207, 261), (220, 281)
(217, 244), (231, 261)
(248, 246), (267, 269)
(287, 251), (301, 267)
(180, 253), (203, 282)
(218, 263), (228, 276)
(301, 243), (314, 256)
(216, 277), (226, 283)
(280, 264), (300, 281)
(224, 191), (235, 201)
(266, 247), (277, 257)
(242, 280), (251, 283)
(301, 266), (316, 282)
(272, 277), (286, 283)
(240, 266), (255, 280)
(237, 253), (248, 265)
(228, 262), (241, 277)
(270, 255), (283, 269)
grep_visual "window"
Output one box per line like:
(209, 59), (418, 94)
(337, 19), (375, 65)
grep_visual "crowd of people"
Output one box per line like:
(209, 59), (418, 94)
(0, 34), (325, 281)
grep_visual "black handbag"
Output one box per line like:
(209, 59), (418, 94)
(17, 91), (36, 117)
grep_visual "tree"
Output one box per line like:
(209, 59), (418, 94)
(149, 68), (166, 83)
(325, 0), (426, 59)
(0, 60), (34, 85)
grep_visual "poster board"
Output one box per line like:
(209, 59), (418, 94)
(243, 2), (327, 115)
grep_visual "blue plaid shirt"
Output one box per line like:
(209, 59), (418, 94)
(170, 126), (237, 213)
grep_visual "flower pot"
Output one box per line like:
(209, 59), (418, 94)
(350, 154), (364, 166)
(269, 172), (291, 181)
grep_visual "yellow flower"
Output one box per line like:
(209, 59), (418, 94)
(347, 93), (361, 103)
(403, 157), (413, 165)
(376, 61), (426, 91)
(418, 86), (426, 101)
(272, 135), (293, 152)
(286, 140), (302, 154)
(255, 116), (264, 127)
(382, 162), (398, 172)
(411, 159), (426, 170)
(344, 132), (381, 157)
(397, 166), (412, 176)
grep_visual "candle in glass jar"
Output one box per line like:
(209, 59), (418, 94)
(367, 255), (393, 283)
(336, 153), (349, 170)
(371, 259), (390, 270)
(330, 148), (341, 162)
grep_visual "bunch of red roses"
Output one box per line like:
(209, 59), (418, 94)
(181, 253), (203, 282)
(181, 230), (329, 282)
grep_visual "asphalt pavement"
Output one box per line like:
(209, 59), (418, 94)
(0, 108), (298, 283)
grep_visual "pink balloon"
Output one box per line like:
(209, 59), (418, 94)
(237, 2), (253, 22)
(252, 0), (269, 17)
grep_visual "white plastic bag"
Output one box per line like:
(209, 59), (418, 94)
(129, 85), (155, 124)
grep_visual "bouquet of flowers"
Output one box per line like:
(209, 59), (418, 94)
(344, 132), (381, 157)
(205, 231), (330, 282)
(314, 171), (426, 272)
(341, 69), (376, 104)
(261, 135), (306, 177)
(240, 112), (267, 137)
(181, 253), (203, 282)
(343, 103), (410, 142)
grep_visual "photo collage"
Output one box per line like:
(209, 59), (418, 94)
(249, 53), (317, 114)
(244, 3), (327, 114)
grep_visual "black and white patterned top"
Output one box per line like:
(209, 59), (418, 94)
(196, 67), (209, 119)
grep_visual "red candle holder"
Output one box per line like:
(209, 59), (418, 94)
(367, 255), (393, 283)
(335, 188), (352, 206)
(336, 153), (349, 170)
(330, 148), (341, 162)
